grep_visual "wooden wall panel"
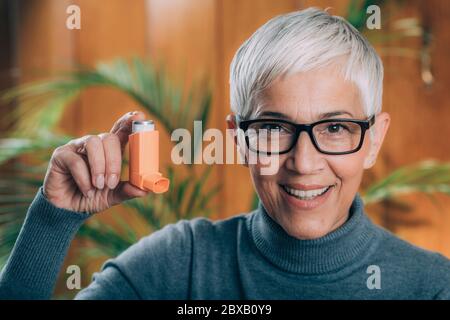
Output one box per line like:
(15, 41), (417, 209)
(0, 0), (16, 134)
(74, 0), (148, 134)
(378, 0), (450, 256)
(17, 0), (78, 132)
(15, 0), (450, 267)
(18, 0), (75, 79)
(144, 0), (221, 216)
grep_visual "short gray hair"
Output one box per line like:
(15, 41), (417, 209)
(229, 8), (383, 119)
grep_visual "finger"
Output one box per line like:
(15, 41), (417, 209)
(110, 111), (146, 153)
(55, 149), (94, 198)
(108, 181), (149, 206)
(69, 136), (90, 155)
(84, 135), (106, 189)
(99, 133), (122, 190)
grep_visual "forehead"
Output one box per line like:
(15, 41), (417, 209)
(255, 65), (364, 121)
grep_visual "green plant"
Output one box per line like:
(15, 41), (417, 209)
(0, 58), (219, 293)
(362, 161), (450, 204)
(1, 3), (449, 297)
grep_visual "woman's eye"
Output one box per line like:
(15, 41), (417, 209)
(260, 123), (284, 131)
(326, 123), (347, 134)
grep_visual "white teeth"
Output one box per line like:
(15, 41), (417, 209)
(283, 185), (330, 200)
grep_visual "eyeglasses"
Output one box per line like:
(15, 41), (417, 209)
(237, 115), (376, 155)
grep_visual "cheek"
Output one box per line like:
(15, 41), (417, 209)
(248, 156), (287, 198)
(249, 165), (277, 211)
(329, 137), (371, 182)
(249, 163), (278, 192)
(328, 152), (366, 190)
(249, 153), (286, 180)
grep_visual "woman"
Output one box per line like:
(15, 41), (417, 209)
(1, 8), (449, 300)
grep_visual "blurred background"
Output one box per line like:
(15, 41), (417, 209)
(0, 0), (450, 298)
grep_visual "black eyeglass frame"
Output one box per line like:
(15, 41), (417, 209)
(236, 114), (376, 155)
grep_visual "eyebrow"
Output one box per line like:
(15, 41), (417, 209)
(257, 110), (354, 121)
(318, 111), (354, 119)
(257, 111), (290, 119)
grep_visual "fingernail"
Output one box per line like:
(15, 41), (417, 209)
(96, 175), (105, 189)
(86, 190), (95, 199)
(107, 174), (118, 189)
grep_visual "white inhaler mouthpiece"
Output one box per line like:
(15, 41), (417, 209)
(132, 120), (155, 133)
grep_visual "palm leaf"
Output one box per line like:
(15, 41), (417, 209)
(362, 161), (450, 204)
(0, 57), (218, 296)
(2, 58), (211, 138)
(0, 133), (72, 165)
(77, 220), (135, 257)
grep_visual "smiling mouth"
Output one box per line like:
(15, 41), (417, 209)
(281, 184), (333, 201)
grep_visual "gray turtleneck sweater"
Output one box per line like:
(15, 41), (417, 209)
(1, 187), (450, 299)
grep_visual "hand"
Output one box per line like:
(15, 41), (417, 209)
(43, 111), (150, 213)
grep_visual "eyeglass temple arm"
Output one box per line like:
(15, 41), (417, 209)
(368, 114), (376, 128)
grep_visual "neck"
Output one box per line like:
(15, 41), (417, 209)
(249, 194), (377, 274)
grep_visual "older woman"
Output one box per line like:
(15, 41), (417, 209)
(1, 8), (449, 300)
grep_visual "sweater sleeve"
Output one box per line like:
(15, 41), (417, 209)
(0, 187), (194, 300)
(74, 219), (194, 300)
(0, 187), (90, 299)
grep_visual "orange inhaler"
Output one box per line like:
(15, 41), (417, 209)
(129, 120), (169, 193)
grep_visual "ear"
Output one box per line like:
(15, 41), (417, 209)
(363, 112), (390, 169)
(226, 114), (248, 166)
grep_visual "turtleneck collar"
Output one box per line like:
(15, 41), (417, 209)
(249, 194), (377, 275)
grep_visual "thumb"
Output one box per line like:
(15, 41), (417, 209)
(110, 111), (146, 154)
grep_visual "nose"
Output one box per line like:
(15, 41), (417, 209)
(286, 131), (324, 174)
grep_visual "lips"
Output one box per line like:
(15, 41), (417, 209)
(283, 183), (331, 191)
(279, 183), (335, 210)
(282, 185), (331, 200)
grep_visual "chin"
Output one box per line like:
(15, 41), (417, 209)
(283, 222), (332, 240)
